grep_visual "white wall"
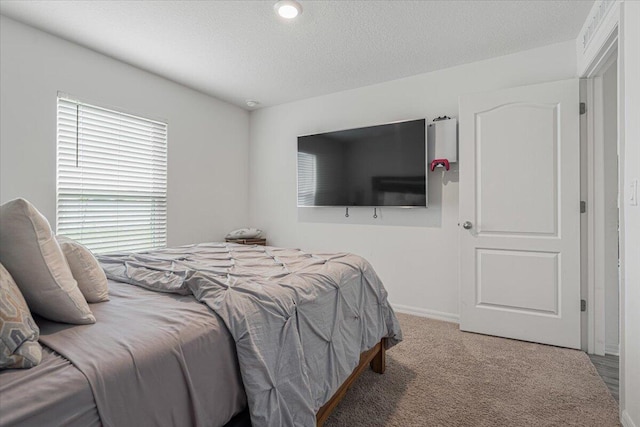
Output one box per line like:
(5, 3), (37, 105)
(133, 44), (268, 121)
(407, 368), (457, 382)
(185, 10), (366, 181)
(621, 2), (640, 425)
(249, 41), (577, 320)
(0, 16), (250, 246)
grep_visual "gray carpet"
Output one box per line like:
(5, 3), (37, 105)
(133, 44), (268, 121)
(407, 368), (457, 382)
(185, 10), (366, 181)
(325, 313), (620, 427)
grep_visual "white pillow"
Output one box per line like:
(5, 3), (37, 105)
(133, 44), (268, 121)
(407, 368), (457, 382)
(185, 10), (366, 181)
(57, 236), (109, 303)
(0, 198), (95, 324)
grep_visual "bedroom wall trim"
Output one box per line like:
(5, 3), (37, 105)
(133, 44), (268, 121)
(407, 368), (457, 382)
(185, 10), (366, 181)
(391, 303), (459, 324)
(622, 410), (638, 427)
(577, 0), (620, 76)
(605, 344), (620, 356)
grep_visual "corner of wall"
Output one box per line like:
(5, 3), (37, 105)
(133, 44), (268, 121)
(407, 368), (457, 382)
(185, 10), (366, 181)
(622, 410), (639, 427)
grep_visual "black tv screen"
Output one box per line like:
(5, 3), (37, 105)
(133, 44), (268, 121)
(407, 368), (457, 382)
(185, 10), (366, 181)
(297, 119), (427, 207)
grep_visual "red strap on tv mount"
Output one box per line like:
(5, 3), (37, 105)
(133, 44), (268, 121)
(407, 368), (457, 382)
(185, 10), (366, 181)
(430, 159), (450, 171)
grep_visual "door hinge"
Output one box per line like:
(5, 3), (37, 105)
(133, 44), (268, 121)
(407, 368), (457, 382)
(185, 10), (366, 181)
(581, 299), (587, 312)
(580, 201), (586, 213)
(580, 102), (586, 115)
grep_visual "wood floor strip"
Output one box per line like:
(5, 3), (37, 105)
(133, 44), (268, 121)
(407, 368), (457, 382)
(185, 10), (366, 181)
(588, 354), (619, 402)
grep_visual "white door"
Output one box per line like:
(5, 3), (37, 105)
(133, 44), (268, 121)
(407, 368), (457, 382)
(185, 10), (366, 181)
(459, 79), (581, 349)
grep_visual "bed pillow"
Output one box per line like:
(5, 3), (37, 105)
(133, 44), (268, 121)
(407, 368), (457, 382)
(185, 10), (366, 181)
(0, 262), (42, 369)
(0, 198), (95, 324)
(57, 236), (109, 303)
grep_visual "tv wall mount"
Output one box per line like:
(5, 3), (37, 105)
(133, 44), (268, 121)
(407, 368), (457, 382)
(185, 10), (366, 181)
(344, 206), (379, 219)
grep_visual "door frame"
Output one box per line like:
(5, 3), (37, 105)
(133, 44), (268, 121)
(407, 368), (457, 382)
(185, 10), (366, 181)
(577, 0), (626, 415)
(583, 44), (619, 357)
(580, 10), (622, 356)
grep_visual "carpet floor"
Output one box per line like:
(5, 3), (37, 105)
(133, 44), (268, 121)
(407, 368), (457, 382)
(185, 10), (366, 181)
(325, 313), (620, 427)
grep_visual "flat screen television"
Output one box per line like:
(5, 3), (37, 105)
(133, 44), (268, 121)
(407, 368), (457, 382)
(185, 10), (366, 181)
(297, 119), (427, 208)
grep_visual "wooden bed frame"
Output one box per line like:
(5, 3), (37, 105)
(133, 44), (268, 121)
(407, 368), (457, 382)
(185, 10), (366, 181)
(316, 338), (387, 426)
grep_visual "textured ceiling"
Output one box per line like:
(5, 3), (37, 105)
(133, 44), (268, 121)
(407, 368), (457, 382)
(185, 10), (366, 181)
(0, 1), (593, 109)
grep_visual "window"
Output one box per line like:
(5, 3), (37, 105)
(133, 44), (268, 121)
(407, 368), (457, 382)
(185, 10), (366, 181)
(56, 96), (167, 254)
(297, 152), (317, 206)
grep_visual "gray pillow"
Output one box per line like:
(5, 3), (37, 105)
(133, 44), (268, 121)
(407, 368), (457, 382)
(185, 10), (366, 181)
(0, 198), (95, 324)
(0, 262), (42, 369)
(57, 236), (109, 303)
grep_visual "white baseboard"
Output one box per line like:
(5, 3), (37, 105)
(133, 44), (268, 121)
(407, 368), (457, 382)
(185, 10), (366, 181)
(605, 343), (620, 356)
(392, 303), (459, 323)
(622, 410), (638, 427)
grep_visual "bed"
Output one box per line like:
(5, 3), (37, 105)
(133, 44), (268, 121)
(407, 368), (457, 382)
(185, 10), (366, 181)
(0, 242), (402, 427)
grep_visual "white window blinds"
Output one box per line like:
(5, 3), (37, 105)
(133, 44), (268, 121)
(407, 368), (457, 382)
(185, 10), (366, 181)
(56, 97), (167, 254)
(297, 152), (317, 206)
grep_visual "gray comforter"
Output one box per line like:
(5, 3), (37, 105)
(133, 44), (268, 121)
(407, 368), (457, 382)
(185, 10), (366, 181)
(99, 243), (402, 427)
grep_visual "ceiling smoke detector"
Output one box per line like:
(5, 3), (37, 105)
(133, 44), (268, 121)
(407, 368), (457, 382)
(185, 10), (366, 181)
(274, 0), (302, 19)
(246, 100), (260, 108)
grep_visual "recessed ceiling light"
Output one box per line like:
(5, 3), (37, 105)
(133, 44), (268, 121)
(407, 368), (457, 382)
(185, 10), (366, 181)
(274, 0), (302, 19)
(246, 100), (260, 108)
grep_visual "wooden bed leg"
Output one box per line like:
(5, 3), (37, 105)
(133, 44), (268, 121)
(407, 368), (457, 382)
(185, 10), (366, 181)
(316, 338), (388, 426)
(370, 338), (386, 374)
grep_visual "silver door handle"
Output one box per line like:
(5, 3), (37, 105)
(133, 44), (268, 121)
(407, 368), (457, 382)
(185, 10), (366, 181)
(462, 221), (473, 230)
